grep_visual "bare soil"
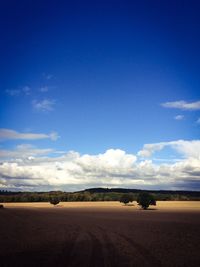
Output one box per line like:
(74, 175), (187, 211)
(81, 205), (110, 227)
(0, 201), (200, 267)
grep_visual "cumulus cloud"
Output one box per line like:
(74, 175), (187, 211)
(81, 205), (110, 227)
(161, 100), (200, 110)
(0, 149), (138, 190)
(138, 143), (166, 157)
(0, 128), (59, 141)
(174, 115), (184, 120)
(32, 99), (55, 112)
(0, 144), (200, 191)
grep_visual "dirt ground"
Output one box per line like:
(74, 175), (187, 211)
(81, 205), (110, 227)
(0, 201), (200, 267)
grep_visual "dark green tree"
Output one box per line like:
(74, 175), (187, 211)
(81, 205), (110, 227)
(120, 193), (134, 205)
(50, 197), (60, 206)
(137, 192), (156, 210)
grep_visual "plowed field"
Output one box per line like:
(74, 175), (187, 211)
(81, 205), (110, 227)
(0, 201), (199, 267)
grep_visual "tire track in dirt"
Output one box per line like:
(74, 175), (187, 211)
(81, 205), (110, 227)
(116, 233), (162, 267)
(55, 225), (162, 267)
(95, 226), (162, 267)
(54, 226), (90, 267)
(55, 225), (117, 267)
(55, 225), (103, 267)
(87, 231), (105, 267)
(92, 227), (126, 267)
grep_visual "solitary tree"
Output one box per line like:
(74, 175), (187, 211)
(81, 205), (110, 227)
(50, 197), (60, 206)
(120, 193), (134, 205)
(137, 192), (156, 210)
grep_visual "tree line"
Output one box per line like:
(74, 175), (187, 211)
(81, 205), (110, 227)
(0, 189), (199, 202)
(49, 192), (156, 210)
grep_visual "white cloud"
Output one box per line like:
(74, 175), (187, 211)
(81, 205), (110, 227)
(0, 144), (199, 191)
(172, 140), (200, 159)
(0, 149), (138, 190)
(77, 149), (137, 171)
(39, 86), (49, 92)
(0, 128), (59, 141)
(174, 115), (184, 120)
(32, 99), (55, 112)
(49, 132), (59, 141)
(0, 144), (53, 159)
(138, 140), (200, 159)
(138, 143), (166, 157)
(161, 100), (200, 110)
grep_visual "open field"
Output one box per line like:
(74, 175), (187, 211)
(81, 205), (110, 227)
(0, 201), (200, 267)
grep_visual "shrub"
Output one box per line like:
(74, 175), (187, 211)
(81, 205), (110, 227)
(137, 192), (156, 210)
(50, 197), (60, 206)
(120, 193), (134, 205)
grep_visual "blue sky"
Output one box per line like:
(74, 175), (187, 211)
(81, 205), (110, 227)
(0, 0), (200, 191)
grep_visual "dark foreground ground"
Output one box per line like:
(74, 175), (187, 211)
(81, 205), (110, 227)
(0, 202), (200, 267)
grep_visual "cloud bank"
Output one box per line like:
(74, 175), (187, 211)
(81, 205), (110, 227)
(0, 141), (200, 191)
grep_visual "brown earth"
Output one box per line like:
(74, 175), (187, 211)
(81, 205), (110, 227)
(0, 201), (200, 267)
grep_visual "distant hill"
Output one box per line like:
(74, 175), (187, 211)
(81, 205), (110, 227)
(82, 188), (142, 193)
(0, 187), (200, 202)
(80, 187), (200, 196)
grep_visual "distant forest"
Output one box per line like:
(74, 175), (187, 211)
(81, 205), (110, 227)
(0, 188), (200, 202)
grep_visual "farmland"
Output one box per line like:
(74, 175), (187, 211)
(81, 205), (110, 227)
(0, 201), (200, 267)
